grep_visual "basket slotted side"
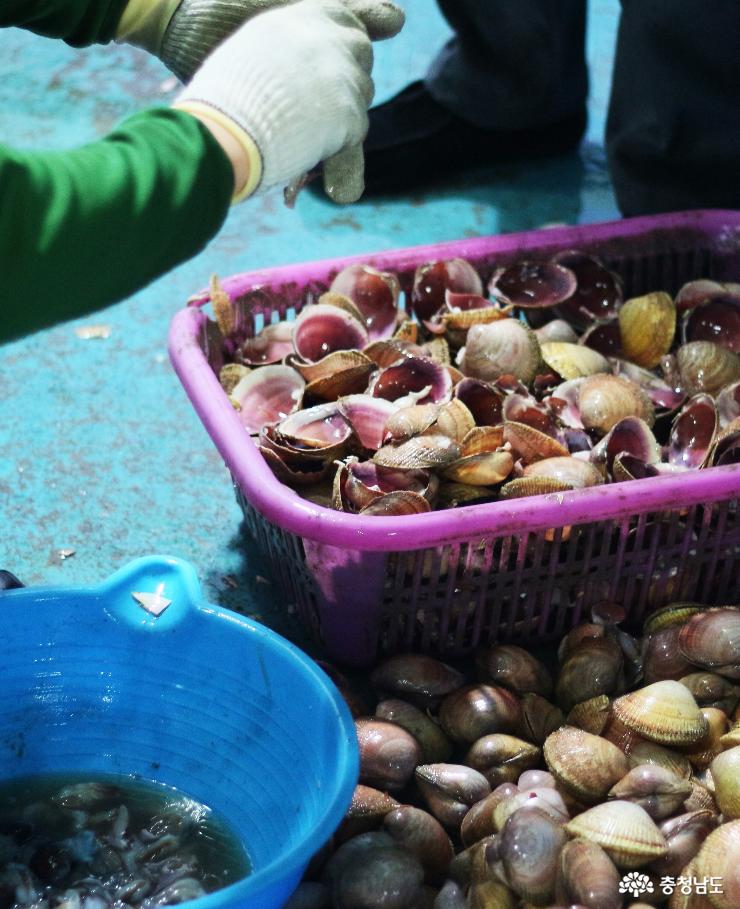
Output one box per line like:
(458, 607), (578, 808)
(170, 211), (740, 666)
(238, 486), (739, 664)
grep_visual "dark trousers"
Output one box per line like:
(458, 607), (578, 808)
(426, 0), (740, 216)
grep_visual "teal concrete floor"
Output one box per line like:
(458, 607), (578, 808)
(0, 1), (619, 647)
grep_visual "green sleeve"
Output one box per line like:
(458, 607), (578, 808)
(0, 0), (128, 45)
(0, 108), (233, 341)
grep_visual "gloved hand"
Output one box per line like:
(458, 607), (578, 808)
(116, 0), (404, 82)
(173, 0), (399, 203)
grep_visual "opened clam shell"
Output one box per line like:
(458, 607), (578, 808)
(229, 364), (305, 433)
(238, 320), (294, 365)
(336, 394), (397, 451)
(488, 261), (577, 308)
(618, 291), (676, 368)
(410, 258), (483, 323)
(552, 249), (623, 327)
(329, 263), (400, 340)
(292, 303), (369, 363)
(611, 680), (709, 746)
(370, 355), (452, 406)
(668, 394), (719, 469)
(563, 800), (667, 869)
(453, 378), (504, 425)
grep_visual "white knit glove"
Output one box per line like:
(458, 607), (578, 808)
(116, 0), (404, 82)
(174, 0), (391, 202)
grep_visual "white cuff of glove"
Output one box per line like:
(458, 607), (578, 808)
(175, 0), (373, 197)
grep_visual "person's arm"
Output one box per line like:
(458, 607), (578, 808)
(0, 0), (128, 45)
(0, 108), (234, 341)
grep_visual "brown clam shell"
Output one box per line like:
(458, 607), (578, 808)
(710, 745), (740, 818)
(382, 805), (454, 883)
(355, 718), (422, 792)
(498, 476), (572, 500)
(556, 837), (622, 909)
(335, 785), (400, 842)
(522, 456), (604, 488)
(441, 450), (514, 486)
(578, 373), (655, 434)
(678, 607), (740, 680)
(460, 786), (517, 847)
(414, 763), (491, 829)
(465, 734), (541, 787)
(474, 644), (553, 698)
(555, 636), (625, 713)
(503, 421), (569, 464)
(677, 341), (740, 397)
(543, 726), (630, 804)
(438, 684), (521, 745)
(499, 805), (566, 905)
(691, 819), (740, 909)
(373, 434), (462, 470)
(375, 699), (453, 764)
(608, 763), (692, 820)
(618, 291), (676, 368)
(370, 654), (465, 708)
(566, 695), (612, 736)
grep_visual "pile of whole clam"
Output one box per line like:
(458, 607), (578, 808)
(285, 603), (740, 909)
(213, 256), (740, 514)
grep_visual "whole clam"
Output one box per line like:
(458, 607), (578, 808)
(563, 799), (668, 869)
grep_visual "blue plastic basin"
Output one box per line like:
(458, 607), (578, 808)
(0, 555), (358, 909)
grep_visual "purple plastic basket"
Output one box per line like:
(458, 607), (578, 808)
(169, 211), (740, 666)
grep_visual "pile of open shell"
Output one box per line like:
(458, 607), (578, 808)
(212, 256), (740, 514)
(285, 602), (740, 908)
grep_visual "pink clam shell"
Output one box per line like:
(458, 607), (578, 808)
(370, 356), (453, 405)
(329, 263), (400, 340)
(238, 321), (294, 365)
(551, 249), (623, 328)
(489, 261), (577, 309)
(292, 303), (369, 363)
(337, 394), (398, 451)
(229, 364), (305, 434)
(453, 378), (505, 426)
(668, 394), (718, 469)
(410, 258), (483, 323)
